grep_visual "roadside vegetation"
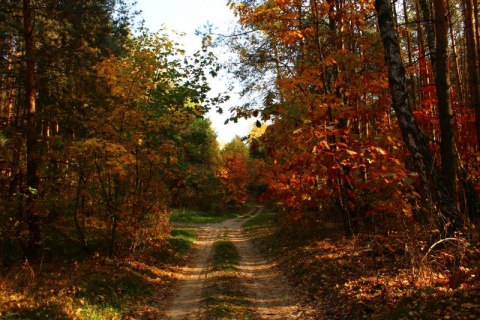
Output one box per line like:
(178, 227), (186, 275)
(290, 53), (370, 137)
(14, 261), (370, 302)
(0, 210), (201, 319)
(244, 208), (480, 319)
(170, 209), (238, 224)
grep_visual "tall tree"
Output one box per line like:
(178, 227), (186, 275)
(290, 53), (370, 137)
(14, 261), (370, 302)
(0, 0), (137, 260)
(374, 0), (461, 234)
(464, 0), (480, 148)
(23, 0), (41, 260)
(434, 0), (457, 201)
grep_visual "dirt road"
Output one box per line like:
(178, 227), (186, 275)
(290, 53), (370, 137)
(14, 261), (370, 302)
(164, 207), (314, 319)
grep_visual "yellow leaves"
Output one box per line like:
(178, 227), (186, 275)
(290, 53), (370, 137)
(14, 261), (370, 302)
(95, 35), (174, 105)
(168, 155), (178, 165)
(345, 149), (358, 156)
(375, 147), (387, 155)
(105, 153), (134, 177)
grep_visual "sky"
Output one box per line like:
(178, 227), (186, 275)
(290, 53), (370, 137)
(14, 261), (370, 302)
(132, 0), (253, 144)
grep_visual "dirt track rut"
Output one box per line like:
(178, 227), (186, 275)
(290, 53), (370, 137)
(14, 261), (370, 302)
(164, 207), (313, 319)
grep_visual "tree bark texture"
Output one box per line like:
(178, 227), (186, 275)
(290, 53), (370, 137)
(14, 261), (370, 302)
(445, 0), (463, 102)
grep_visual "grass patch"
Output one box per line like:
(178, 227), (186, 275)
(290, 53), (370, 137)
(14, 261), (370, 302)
(170, 208), (237, 224)
(243, 209), (278, 246)
(0, 260), (169, 319)
(203, 236), (253, 319)
(152, 227), (196, 265)
(212, 239), (241, 271)
(243, 209), (277, 231)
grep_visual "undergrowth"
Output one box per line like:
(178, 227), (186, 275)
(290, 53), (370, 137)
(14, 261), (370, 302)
(0, 224), (197, 319)
(244, 207), (480, 319)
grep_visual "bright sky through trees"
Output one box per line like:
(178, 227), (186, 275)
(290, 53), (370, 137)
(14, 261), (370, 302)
(133, 0), (252, 144)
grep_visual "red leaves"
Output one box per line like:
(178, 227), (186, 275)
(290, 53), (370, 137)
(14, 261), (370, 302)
(219, 139), (251, 206)
(255, 113), (417, 223)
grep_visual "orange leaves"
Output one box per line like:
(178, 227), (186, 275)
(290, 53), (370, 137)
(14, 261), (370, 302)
(320, 1), (332, 12)
(230, 0), (419, 223)
(323, 55), (337, 66)
(278, 30), (305, 45)
(220, 154), (249, 205)
(274, 0), (292, 7)
(257, 111), (415, 220)
(219, 138), (251, 206)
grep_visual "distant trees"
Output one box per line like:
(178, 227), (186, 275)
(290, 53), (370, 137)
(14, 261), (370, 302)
(169, 118), (222, 212)
(219, 137), (251, 207)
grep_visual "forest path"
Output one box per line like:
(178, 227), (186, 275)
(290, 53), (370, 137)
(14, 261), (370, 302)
(163, 206), (313, 319)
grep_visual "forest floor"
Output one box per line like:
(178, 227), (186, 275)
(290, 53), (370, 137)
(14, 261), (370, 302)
(244, 209), (480, 319)
(2, 206), (480, 319)
(162, 206), (480, 319)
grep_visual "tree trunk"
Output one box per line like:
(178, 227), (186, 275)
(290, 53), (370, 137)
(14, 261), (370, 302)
(403, 0), (417, 109)
(446, 0), (463, 102)
(1, 33), (15, 126)
(418, 0), (436, 71)
(415, 0), (426, 103)
(374, 0), (461, 235)
(433, 0), (457, 203)
(23, 0), (41, 260)
(474, 0), (480, 88)
(464, 0), (480, 148)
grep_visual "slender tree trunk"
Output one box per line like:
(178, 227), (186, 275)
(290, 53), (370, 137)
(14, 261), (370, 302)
(23, 0), (41, 260)
(415, 0), (426, 103)
(474, 0), (480, 81)
(403, 0), (417, 108)
(418, 0), (436, 75)
(434, 0), (457, 203)
(74, 172), (88, 250)
(446, 0), (463, 102)
(464, 0), (480, 148)
(2, 34), (15, 126)
(374, 0), (461, 235)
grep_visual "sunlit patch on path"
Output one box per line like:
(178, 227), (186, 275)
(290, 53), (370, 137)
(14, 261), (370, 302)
(165, 206), (313, 319)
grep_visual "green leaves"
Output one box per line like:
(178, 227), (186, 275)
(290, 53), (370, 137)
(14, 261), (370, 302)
(27, 186), (38, 195)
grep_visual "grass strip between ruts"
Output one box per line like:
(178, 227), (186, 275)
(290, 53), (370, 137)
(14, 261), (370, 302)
(202, 234), (254, 319)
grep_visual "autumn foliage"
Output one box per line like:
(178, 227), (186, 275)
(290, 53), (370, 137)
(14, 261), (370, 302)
(224, 0), (480, 238)
(0, 1), (229, 262)
(219, 137), (251, 206)
(1, 0), (480, 318)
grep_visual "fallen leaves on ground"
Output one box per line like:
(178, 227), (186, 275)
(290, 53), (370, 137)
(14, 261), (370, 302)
(246, 215), (480, 319)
